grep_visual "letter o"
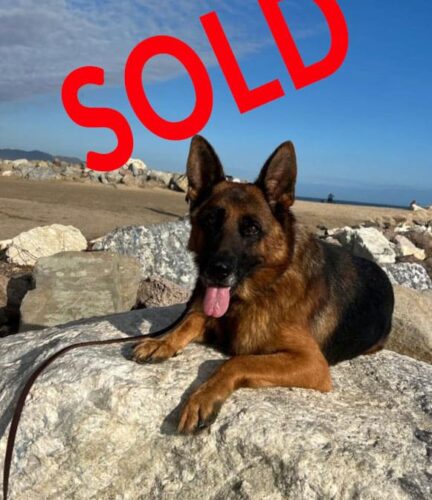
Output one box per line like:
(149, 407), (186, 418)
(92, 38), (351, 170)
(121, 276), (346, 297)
(125, 35), (213, 140)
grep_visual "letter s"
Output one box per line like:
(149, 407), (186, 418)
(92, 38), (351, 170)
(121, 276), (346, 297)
(61, 66), (133, 172)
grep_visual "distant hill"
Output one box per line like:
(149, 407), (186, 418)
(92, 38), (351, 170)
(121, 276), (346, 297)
(0, 149), (82, 163)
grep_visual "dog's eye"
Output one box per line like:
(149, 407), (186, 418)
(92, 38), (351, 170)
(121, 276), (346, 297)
(240, 218), (262, 238)
(205, 212), (217, 226)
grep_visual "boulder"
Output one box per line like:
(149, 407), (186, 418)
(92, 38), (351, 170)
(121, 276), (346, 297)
(0, 272), (32, 313)
(0, 307), (431, 499)
(60, 164), (85, 180)
(92, 219), (196, 287)
(332, 227), (396, 265)
(170, 173), (189, 193)
(26, 166), (60, 181)
(105, 171), (123, 184)
(121, 173), (145, 187)
(13, 163), (35, 177)
(386, 286), (432, 363)
(147, 169), (173, 187)
(6, 224), (87, 266)
(384, 263), (432, 291)
(0, 239), (12, 251)
(0, 262), (33, 336)
(20, 252), (141, 331)
(404, 230), (432, 257)
(127, 158), (147, 177)
(136, 276), (192, 308)
(394, 235), (426, 260)
(10, 159), (30, 168)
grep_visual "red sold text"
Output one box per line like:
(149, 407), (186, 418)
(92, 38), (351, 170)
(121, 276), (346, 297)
(62, 0), (349, 172)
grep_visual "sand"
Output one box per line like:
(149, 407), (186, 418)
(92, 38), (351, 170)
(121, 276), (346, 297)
(0, 177), (409, 241)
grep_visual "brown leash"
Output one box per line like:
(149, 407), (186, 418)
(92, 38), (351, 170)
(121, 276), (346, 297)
(2, 313), (185, 500)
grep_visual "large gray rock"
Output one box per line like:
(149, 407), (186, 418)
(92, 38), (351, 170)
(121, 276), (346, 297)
(384, 262), (432, 290)
(386, 286), (432, 364)
(332, 227), (396, 264)
(93, 219), (196, 287)
(0, 307), (431, 499)
(6, 224), (88, 266)
(20, 252), (141, 331)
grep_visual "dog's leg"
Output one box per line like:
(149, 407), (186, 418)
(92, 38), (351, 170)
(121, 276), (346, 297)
(178, 332), (331, 433)
(133, 311), (206, 363)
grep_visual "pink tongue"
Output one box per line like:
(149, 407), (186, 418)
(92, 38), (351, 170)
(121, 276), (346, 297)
(203, 287), (231, 318)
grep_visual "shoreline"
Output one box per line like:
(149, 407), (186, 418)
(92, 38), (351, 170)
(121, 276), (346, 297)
(296, 196), (410, 211)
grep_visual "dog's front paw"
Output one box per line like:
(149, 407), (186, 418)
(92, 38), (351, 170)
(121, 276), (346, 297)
(178, 385), (224, 434)
(132, 338), (177, 363)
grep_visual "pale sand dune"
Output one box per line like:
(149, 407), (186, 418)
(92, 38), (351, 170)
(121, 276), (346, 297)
(0, 177), (408, 241)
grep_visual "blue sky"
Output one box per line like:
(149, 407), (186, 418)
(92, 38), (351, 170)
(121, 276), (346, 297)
(0, 0), (431, 206)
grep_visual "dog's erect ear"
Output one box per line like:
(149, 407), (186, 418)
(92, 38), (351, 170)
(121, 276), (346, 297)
(255, 141), (297, 210)
(186, 135), (225, 207)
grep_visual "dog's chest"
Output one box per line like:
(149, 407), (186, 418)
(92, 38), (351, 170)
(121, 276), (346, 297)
(207, 306), (273, 355)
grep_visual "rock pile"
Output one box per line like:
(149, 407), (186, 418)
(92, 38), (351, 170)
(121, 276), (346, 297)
(0, 157), (191, 192)
(0, 157), (244, 192)
(320, 216), (432, 290)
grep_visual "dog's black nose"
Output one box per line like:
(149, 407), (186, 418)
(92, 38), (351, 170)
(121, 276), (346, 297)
(207, 260), (233, 281)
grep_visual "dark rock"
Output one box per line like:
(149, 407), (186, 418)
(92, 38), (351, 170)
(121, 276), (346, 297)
(135, 277), (192, 308)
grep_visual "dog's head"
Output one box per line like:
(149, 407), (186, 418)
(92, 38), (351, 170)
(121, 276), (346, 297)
(186, 135), (297, 318)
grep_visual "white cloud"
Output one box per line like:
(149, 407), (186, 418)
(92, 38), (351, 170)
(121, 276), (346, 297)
(0, 0), (322, 101)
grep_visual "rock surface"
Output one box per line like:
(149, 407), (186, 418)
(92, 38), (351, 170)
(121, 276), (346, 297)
(394, 235), (426, 260)
(136, 276), (192, 308)
(170, 173), (189, 192)
(20, 252), (141, 331)
(5, 224), (87, 266)
(386, 286), (432, 364)
(92, 219), (196, 287)
(0, 307), (431, 499)
(384, 262), (432, 290)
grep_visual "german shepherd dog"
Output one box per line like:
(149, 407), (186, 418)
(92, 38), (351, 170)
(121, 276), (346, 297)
(132, 136), (394, 434)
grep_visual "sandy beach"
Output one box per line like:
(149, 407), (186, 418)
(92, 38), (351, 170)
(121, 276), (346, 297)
(0, 177), (409, 241)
